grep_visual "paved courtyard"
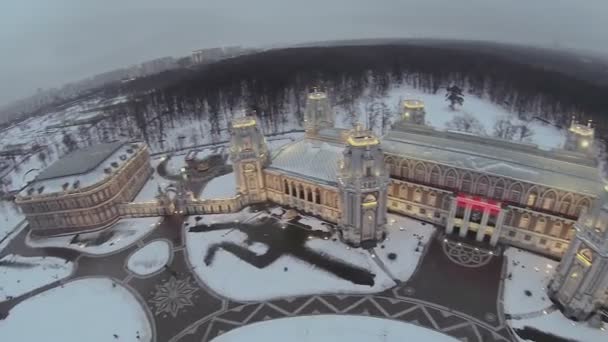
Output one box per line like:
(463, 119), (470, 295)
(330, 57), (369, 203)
(0, 164), (516, 341)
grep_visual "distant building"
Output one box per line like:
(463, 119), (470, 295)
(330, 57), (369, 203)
(140, 57), (177, 76)
(15, 141), (151, 236)
(191, 46), (244, 65)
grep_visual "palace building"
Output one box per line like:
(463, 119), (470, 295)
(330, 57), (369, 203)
(231, 89), (607, 318)
(15, 141), (152, 236)
(251, 90), (604, 256)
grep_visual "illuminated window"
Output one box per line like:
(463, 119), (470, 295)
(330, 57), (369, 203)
(519, 214), (530, 228)
(428, 192), (437, 206)
(413, 189), (422, 202)
(542, 192), (556, 210)
(399, 185), (408, 199)
(527, 192), (537, 206)
(534, 217), (546, 233)
(550, 221), (563, 237)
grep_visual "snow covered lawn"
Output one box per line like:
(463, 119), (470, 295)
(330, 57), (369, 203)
(200, 172), (237, 199)
(0, 201), (25, 252)
(334, 83), (565, 151)
(0, 255), (73, 301)
(212, 315), (458, 342)
(185, 208), (397, 301)
(26, 217), (161, 256)
(133, 161), (170, 202)
(374, 214), (435, 282)
(127, 240), (171, 276)
(0, 277), (152, 342)
(504, 247), (607, 341)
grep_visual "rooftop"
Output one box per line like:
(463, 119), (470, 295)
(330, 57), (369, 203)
(21, 141), (144, 197)
(232, 117), (257, 129)
(384, 124), (602, 196)
(269, 138), (344, 185)
(37, 141), (124, 181)
(403, 99), (425, 109)
(269, 124), (603, 197)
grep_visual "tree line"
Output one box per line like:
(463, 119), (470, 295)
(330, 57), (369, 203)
(94, 44), (608, 144)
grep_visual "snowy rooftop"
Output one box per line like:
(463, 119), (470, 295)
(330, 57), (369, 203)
(20, 141), (145, 197)
(269, 139), (344, 185)
(384, 125), (602, 196)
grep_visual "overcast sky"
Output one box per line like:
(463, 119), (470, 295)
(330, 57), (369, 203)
(1, 0), (607, 106)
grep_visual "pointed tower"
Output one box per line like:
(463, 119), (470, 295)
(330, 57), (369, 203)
(229, 116), (270, 204)
(337, 124), (390, 247)
(548, 188), (608, 320)
(304, 88), (334, 137)
(565, 117), (595, 157)
(402, 99), (426, 125)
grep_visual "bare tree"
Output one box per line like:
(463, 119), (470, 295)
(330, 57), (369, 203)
(493, 118), (518, 140)
(515, 125), (534, 142)
(446, 113), (486, 135)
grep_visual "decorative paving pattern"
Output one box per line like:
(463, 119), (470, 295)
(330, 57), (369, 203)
(442, 239), (495, 268)
(172, 293), (513, 342)
(150, 276), (199, 317)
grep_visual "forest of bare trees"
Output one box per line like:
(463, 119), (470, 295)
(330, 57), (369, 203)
(52, 44), (608, 146)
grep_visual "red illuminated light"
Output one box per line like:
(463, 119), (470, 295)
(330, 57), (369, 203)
(456, 194), (501, 214)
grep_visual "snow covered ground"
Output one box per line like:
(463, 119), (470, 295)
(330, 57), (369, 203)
(133, 158), (170, 202)
(200, 172), (237, 199)
(504, 247), (607, 341)
(185, 207), (398, 301)
(333, 83), (566, 151)
(127, 240), (171, 276)
(0, 277), (152, 342)
(0, 200), (24, 251)
(212, 315), (458, 342)
(0, 255), (74, 301)
(374, 214), (435, 282)
(26, 216), (161, 256)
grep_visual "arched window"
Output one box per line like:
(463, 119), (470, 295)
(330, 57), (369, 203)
(509, 183), (523, 203)
(551, 221), (563, 237)
(428, 192), (437, 206)
(493, 179), (505, 200)
(526, 188), (538, 207)
(400, 161), (409, 179)
(413, 188), (422, 202)
(298, 184), (305, 200)
(284, 179), (290, 195)
(541, 191), (557, 211)
(518, 214), (530, 228)
(534, 217), (547, 233)
(575, 198), (590, 217)
(476, 176), (489, 196)
(461, 173), (472, 193)
(385, 157), (396, 176)
(415, 163), (426, 183)
(559, 195), (572, 215)
(314, 189), (321, 204)
(445, 169), (458, 189)
(399, 184), (408, 199)
(430, 166), (441, 185)
(306, 188), (313, 202)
